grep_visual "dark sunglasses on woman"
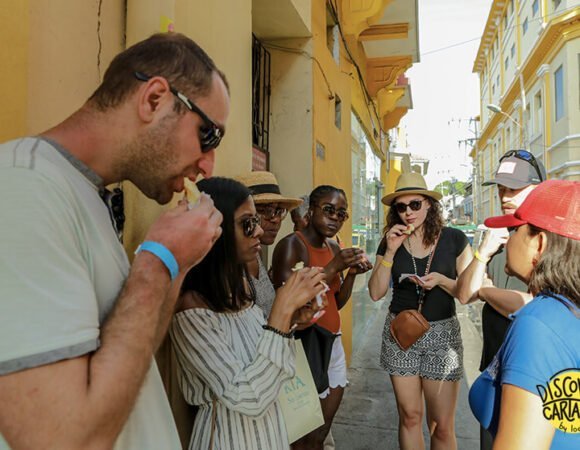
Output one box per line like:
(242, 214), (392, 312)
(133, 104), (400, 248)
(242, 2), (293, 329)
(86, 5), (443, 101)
(315, 204), (349, 222)
(394, 199), (426, 214)
(240, 215), (261, 237)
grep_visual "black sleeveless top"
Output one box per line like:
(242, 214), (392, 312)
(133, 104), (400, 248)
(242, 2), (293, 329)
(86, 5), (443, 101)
(377, 227), (469, 321)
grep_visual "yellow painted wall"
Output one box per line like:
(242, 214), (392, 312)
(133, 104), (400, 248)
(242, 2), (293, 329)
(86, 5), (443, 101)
(125, 2), (254, 444)
(311, 1), (352, 195)
(565, 38), (580, 139)
(311, 0), (354, 361)
(310, 0), (393, 363)
(0, 0), (29, 141)
(1, 0), (124, 140)
(123, 0), (254, 255)
(268, 38), (315, 244)
(291, 0), (311, 31)
(28, 1), (125, 133)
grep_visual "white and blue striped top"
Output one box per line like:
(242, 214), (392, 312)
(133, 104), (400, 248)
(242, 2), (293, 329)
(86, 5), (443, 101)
(170, 304), (295, 450)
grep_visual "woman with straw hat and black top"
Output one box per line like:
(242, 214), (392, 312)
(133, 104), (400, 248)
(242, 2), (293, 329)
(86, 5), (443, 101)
(368, 172), (473, 450)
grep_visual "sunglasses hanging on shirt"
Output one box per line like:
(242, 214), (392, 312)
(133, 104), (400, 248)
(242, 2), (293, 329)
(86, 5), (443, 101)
(101, 186), (125, 241)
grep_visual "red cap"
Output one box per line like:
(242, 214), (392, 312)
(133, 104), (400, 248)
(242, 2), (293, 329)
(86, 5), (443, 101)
(484, 180), (580, 241)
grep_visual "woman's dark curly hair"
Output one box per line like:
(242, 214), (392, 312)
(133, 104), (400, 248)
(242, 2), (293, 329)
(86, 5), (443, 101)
(383, 195), (444, 247)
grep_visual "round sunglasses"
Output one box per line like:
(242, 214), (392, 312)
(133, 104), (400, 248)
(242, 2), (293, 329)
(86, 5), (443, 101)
(393, 199), (426, 214)
(313, 204), (349, 222)
(256, 206), (288, 221)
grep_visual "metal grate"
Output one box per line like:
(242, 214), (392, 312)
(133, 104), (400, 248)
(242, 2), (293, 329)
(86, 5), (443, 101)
(252, 34), (271, 158)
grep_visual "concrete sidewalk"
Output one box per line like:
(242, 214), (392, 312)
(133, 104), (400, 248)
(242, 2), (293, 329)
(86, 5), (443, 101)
(333, 292), (483, 449)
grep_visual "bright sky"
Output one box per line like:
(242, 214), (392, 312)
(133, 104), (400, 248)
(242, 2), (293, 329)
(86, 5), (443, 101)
(399, 0), (493, 189)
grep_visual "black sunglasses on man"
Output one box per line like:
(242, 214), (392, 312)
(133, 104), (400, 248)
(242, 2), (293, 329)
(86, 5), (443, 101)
(134, 72), (223, 152)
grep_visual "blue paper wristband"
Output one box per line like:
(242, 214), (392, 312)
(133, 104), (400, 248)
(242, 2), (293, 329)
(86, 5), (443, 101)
(135, 241), (179, 281)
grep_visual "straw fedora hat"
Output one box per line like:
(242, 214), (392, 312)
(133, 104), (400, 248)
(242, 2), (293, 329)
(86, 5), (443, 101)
(235, 171), (303, 210)
(381, 172), (442, 206)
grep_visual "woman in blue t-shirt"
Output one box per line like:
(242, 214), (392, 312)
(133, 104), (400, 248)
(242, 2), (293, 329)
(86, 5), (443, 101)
(469, 180), (580, 450)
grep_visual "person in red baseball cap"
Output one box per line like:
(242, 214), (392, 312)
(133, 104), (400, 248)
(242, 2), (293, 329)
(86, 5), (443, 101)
(469, 180), (580, 450)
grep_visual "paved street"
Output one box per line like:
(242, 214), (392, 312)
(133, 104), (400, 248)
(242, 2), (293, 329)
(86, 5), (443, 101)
(334, 285), (483, 450)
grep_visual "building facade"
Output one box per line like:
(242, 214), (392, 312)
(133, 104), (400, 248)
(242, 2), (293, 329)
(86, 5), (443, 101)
(472, 0), (580, 223)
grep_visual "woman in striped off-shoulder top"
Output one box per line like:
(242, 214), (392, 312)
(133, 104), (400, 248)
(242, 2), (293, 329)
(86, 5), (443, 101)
(170, 177), (327, 450)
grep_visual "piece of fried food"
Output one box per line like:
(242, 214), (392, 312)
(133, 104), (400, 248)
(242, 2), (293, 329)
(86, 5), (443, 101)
(291, 261), (305, 272)
(183, 178), (201, 204)
(403, 224), (415, 235)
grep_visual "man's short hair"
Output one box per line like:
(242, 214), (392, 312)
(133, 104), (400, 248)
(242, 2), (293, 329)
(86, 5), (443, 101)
(89, 32), (228, 111)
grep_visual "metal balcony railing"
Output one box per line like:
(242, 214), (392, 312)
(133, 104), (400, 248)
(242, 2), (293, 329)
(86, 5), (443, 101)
(252, 34), (271, 157)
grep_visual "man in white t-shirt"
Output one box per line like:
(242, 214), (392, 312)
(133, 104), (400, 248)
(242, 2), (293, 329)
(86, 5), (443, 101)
(0, 33), (228, 449)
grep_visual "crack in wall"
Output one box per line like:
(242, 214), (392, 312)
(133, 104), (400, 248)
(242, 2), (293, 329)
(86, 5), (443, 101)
(97, 0), (103, 80)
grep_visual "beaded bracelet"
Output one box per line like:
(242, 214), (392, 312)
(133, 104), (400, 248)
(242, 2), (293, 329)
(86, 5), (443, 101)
(262, 324), (294, 339)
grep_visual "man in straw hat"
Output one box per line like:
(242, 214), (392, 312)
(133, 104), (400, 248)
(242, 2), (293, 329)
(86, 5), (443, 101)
(456, 149), (546, 450)
(369, 171), (473, 450)
(236, 171), (302, 317)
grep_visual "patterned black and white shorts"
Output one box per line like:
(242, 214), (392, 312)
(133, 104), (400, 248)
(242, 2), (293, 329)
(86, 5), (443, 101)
(380, 313), (464, 381)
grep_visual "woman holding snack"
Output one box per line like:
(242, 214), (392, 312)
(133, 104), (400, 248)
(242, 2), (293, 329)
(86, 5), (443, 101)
(272, 185), (372, 450)
(368, 172), (472, 450)
(170, 177), (327, 450)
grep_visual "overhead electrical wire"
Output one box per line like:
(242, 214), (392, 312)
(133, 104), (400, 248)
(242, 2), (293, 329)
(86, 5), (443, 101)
(421, 3), (579, 57)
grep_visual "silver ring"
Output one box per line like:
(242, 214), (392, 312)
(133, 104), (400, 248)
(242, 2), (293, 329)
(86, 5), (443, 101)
(187, 202), (193, 211)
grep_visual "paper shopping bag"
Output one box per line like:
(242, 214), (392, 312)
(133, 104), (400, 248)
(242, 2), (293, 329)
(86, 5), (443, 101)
(278, 339), (325, 443)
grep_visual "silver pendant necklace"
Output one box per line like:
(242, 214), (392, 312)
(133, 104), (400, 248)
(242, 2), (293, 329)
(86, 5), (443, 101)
(406, 236), (434, 296)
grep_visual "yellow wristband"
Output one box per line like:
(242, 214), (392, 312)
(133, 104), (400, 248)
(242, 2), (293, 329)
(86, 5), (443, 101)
(473, 250), (489, 264)
(380, 259), (393, 269)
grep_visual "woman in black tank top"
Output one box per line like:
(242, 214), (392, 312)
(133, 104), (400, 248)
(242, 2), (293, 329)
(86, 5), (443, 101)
(368, 172), (472, 450)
